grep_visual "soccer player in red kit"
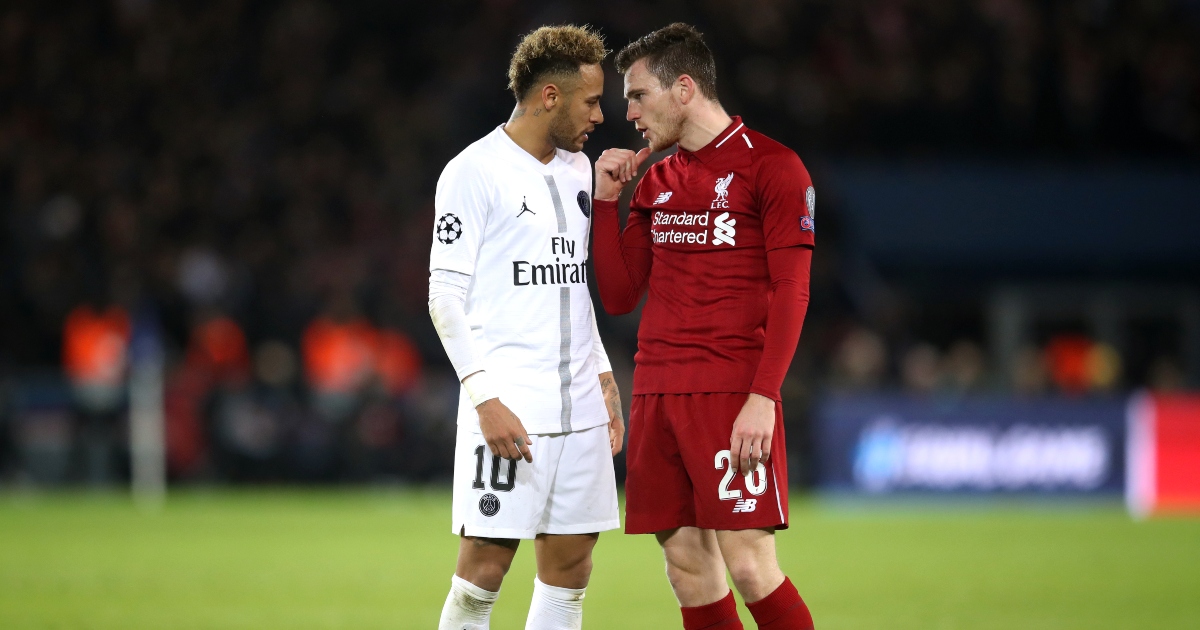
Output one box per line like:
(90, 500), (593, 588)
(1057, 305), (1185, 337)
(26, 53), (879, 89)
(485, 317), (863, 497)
(592, 24), (816, 630)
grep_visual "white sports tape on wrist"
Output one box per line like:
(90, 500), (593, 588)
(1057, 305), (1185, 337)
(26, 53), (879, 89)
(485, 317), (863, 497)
(462, 371), (499, 407)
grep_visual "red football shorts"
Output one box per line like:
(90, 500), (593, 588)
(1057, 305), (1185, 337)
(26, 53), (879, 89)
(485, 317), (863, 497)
(625, 393), (790, 534)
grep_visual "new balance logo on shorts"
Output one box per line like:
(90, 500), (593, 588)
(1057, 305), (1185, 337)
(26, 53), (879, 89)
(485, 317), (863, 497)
(732, 498), (757, 513)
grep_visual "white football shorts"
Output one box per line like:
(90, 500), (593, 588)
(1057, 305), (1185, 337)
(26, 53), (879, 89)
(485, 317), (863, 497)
(451, 423), (620, 539)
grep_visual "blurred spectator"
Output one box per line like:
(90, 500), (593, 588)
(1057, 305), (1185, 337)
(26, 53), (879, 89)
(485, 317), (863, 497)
(62, 304), (130, 412)
(188, 316), (251, 384)
(944, 340), (987, 392)
(374, 329), (422, 397)
(1011, 344), (1051, 396)
(302, 314), (377, 421)
(254, 340), (299, 389)
(832, 326), (888, 389)
(1045, 335), (1124, 394)
(900, 342), (941, 393)
(163, 314), (251, 477)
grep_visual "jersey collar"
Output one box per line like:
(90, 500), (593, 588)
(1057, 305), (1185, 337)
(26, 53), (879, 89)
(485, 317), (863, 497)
(495, 124), (561, 172)
(678, 116), (746, 166)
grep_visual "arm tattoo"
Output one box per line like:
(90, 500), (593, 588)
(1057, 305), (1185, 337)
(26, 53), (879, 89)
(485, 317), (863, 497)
(600, 374), (624, 423)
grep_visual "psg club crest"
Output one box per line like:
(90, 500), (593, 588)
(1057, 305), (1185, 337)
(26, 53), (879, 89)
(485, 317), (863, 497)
(577, 190), (591, 218)
(436, 213), (462, 244)
(478, 493), (500, 517)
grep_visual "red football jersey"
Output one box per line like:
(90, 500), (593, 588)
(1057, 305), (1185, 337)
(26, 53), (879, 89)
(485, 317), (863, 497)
(593, 117), (815, 396)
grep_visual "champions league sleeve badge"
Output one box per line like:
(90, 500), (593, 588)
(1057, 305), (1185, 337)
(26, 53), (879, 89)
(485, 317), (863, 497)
(436, 213), (463, 244)
(577, 190), (591, 218)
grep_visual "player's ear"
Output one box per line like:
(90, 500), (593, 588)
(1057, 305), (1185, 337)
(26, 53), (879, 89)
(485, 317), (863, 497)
(541, 82), (560, 111)
(676, 74), (695, 106)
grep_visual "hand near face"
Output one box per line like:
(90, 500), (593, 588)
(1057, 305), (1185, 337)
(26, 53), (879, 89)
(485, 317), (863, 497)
(594, 147), (651, 202)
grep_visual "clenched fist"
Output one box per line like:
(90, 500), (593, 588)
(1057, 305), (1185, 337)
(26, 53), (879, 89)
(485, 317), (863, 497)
(594, 147), (651, 202)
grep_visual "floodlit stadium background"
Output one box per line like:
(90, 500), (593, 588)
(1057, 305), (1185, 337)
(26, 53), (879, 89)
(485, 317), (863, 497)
(1, 1), (1198, 628)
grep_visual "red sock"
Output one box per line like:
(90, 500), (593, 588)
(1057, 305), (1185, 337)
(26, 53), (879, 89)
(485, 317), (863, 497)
(681, 590), (744, 630)
(745, 577), (813, 630)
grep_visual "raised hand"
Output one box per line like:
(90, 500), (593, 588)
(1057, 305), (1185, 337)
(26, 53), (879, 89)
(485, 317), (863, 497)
(594, 147), (651, 201)
(476, 398), (534, 463)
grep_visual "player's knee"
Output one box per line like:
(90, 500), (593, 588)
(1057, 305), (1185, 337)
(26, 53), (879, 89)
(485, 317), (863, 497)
(460, 556), (512, 589)
(725, 554), (781, 599)
(663, 551), (719, 587)
(535, 547), (593, 590)
(554, 554), (593, 584)
(662, 559), (693, 590)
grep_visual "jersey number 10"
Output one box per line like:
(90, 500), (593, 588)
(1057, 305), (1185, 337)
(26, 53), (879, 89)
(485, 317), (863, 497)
(472, 445), (517, 492)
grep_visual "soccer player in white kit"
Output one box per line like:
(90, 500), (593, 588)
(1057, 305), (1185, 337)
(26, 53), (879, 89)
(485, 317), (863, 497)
(428, 26), (623, 630)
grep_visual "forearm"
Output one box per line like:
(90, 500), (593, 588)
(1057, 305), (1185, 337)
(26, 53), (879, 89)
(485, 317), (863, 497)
(591, 199), (651, 315)
(428, 270), (497, 405)
(599, 370), (623, 425)
(749, 247), (813, 401)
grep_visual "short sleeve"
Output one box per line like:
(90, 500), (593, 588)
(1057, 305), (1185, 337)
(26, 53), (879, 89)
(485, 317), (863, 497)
(757, 149), (816, 251)
(430, 155), (491, 275)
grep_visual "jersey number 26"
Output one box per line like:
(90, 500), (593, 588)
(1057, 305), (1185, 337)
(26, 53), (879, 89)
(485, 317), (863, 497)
(714, 449), (767, 499)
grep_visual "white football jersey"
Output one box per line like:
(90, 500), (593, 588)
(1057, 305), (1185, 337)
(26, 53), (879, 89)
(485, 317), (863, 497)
(430, 125), (609, 435)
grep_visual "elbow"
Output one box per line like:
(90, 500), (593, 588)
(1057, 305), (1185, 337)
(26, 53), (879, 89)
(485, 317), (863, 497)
(598, 291), (637, 316)
(604, 303), (636, 316)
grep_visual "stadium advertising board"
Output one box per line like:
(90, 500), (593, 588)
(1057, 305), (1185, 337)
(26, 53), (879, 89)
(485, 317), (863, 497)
(816, 394), (1126, 494)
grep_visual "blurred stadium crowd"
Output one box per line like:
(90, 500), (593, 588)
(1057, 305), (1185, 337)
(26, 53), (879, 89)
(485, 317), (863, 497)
(1, 0), (1197, 485)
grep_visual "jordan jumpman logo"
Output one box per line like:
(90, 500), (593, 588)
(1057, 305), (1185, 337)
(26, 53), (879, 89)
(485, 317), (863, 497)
(517, 197), (535, 217)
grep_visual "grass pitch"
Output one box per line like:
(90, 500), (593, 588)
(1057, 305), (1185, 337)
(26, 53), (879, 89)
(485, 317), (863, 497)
(1, 490), (1197, 629)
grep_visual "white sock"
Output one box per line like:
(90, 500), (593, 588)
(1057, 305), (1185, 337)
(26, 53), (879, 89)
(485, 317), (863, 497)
(524, 576), (586, 630)
(438, 575), (499, 630)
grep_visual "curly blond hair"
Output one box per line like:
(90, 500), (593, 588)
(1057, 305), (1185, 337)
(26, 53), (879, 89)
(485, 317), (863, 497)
(508, 25), (608, 101)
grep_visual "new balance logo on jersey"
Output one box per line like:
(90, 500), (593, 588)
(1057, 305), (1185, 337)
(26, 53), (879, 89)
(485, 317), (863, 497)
(654, 191), (673, 205)
(732, 499), (757, 513)
(517, 197), (535, 217)
(713, 212), (736, 246)
(711, 173), (733, 209)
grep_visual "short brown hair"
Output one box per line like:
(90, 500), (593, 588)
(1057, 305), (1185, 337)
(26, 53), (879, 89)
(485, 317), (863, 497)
(507, 25), (608, 101)
(615, 23), (718, 100)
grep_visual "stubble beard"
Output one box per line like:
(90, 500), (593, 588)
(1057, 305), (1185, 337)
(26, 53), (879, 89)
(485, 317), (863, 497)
(549, 103), (583, 153)
(649, 104), (684, 153)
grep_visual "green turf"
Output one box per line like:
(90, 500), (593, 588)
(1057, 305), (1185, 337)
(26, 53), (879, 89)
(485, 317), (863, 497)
(0, 490), (1197, 629)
